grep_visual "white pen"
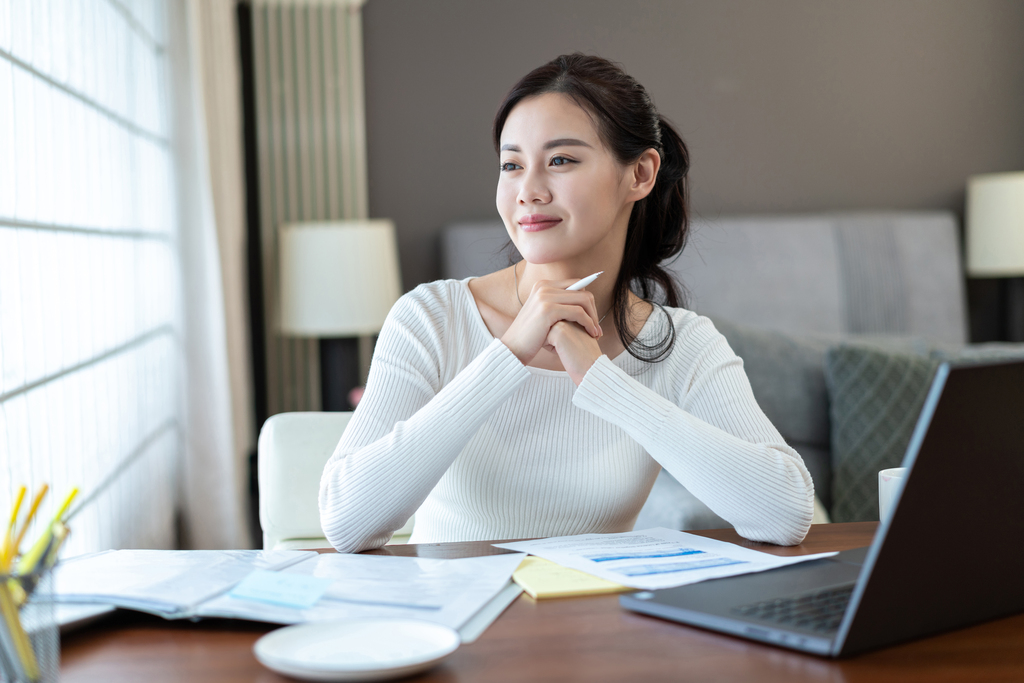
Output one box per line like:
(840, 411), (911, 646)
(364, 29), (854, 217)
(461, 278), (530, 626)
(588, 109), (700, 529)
(566, 271), (603, 291)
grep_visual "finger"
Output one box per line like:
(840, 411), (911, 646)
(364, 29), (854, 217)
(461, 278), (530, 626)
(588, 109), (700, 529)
(529, 279), (601, 320)
(547, 319), (600, 351)
(548, 303), (602, 338)
(532, 289), (601, 332)
(533, 297), (598, 334)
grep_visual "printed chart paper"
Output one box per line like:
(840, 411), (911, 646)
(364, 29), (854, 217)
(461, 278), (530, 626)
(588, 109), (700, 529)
(494, 528), (837, 590)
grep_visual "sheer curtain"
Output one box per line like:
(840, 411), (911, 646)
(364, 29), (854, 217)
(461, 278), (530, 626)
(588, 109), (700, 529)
(170, 0), (253, 549)
(0, 0), (251, 552)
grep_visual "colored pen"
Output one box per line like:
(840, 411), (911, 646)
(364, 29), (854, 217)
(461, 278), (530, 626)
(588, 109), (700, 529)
(11, 484), (48, 559)
(17, 487), (78, 577)
(566, 271), (603, 291)
(1, 486), (26, 570)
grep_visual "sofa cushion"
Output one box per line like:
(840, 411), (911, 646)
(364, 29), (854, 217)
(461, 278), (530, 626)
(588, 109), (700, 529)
(710, 318), (832, 447)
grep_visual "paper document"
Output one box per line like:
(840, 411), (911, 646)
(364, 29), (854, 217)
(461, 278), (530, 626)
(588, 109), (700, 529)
(53, 549), (312, 616)
(197, 552), (527, 631)
(54, 548), (525, 637)
(494, 528), (837, 591)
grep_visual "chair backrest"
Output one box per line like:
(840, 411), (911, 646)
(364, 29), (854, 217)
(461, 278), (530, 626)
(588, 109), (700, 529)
(258, 411), (352, 550)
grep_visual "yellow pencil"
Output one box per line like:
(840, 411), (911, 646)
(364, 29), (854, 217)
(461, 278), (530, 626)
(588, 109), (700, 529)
(10, 484), (48, 560)
(1, 486), (27, 571)
(17, 488), (79, 577)
(53, 487), (78, 522)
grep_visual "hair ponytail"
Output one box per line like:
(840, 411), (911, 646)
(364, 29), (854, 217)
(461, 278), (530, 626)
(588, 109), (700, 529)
(494, 54), (691, 362)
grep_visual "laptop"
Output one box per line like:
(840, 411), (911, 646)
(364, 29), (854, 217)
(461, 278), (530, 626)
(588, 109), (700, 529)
(620, 359), (1024, 657)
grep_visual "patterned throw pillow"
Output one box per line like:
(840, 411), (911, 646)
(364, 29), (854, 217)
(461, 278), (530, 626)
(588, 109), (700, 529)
(824, 345), (938, 523)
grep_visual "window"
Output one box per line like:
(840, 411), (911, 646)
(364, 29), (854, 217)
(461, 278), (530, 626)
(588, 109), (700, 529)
(0, 0), (181, 554)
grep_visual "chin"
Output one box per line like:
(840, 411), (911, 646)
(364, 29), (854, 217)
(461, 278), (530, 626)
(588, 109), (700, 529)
(515, 246), (570, 266)
(511, 233), (574, 265)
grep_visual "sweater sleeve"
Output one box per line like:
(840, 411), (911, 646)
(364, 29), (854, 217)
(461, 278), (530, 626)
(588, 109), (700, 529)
(571, 316), (815, 546)
(318, 289), (531, 553)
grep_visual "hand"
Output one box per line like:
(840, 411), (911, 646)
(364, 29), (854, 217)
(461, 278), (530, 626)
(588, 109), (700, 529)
(500, 279), (603, 367)
(546, 320), (603, 385)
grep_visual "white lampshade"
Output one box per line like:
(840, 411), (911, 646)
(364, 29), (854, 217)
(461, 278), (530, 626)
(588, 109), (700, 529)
(966, 172), (1024, 277)
(279, 219), (402, 336)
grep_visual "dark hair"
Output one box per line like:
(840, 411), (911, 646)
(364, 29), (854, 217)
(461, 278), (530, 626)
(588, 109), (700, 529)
(493, 53), (690, 363)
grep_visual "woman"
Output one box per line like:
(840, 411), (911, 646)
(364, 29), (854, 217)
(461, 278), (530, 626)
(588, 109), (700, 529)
(319, 54), (814, 553)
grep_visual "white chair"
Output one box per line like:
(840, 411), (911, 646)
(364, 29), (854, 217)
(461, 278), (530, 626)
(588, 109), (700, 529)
(258, 411), (414, 550)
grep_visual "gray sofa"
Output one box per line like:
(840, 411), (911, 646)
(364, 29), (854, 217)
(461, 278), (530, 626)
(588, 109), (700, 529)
(440, 211), (968, 528)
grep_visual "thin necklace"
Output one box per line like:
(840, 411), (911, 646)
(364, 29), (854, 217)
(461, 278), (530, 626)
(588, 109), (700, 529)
(515, 261), (609, 324)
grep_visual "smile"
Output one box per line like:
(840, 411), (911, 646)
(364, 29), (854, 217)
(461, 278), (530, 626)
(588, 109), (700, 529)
(519, 215), (562, 232)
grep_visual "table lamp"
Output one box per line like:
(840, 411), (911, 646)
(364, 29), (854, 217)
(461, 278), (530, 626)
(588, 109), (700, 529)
(279, 219), (402, 410)
(966, 172), (1024, 342)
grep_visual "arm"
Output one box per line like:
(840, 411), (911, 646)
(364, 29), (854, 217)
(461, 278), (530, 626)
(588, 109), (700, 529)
(571, 315), (815, 545)
(318, 291), (530, 553)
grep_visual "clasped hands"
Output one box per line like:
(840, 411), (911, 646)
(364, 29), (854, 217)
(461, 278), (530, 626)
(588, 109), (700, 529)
(500, 279), (605, 386)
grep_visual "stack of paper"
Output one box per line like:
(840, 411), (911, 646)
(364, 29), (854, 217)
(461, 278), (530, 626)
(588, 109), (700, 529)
(53, 549), (311, 616)
(52, 549), (526, 635)
(198, 553), (525, 631)
(496, 528), (837, 591)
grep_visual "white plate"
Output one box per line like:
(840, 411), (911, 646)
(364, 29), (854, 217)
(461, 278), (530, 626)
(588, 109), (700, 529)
(253, 618), (461, 682)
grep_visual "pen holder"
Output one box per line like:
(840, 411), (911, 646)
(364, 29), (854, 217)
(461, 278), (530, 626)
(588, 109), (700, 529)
(0, 568), (59, 683)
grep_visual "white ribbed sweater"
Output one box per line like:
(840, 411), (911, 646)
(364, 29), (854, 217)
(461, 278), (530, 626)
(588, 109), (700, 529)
(319, 279), (815, 552)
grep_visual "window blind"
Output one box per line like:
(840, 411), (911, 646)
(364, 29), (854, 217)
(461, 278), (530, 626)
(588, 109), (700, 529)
(0, 0), (181, 554)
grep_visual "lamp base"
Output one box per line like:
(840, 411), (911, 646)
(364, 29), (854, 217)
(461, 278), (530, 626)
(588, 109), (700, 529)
(1007, 277), (1024, 342)
(320, 337), (360, 412)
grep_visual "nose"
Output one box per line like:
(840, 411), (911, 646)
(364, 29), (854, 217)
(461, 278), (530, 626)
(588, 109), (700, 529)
(517, 167), (551, 205)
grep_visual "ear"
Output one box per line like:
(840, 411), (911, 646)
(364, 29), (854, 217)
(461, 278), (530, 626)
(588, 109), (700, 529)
(625, 148), (661, 202)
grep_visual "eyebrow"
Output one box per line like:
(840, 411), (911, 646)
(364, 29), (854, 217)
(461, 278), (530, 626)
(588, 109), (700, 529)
(499, 138), (594, 152)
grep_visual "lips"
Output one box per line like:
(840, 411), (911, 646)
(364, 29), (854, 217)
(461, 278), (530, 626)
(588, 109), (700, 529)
(519, 214), (562, 232)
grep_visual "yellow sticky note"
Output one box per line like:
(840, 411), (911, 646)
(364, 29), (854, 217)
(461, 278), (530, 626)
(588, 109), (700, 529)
(513, 556), (629, 599)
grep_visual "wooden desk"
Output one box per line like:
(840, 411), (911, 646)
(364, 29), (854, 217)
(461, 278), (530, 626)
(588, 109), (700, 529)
(61, 523), (1024, 682)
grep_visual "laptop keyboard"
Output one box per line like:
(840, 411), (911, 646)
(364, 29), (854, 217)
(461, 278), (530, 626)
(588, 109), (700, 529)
(732, 584), (855, 633)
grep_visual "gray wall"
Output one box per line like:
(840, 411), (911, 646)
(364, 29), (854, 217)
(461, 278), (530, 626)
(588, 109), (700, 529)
(362, 0), (1024, 294)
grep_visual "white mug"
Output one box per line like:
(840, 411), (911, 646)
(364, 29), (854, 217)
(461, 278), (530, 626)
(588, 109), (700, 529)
(878, 467), (908, 522)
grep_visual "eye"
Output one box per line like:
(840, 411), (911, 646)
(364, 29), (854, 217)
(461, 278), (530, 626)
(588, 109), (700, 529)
(550, 156), (575, 167)
(499, 161), (522, 172)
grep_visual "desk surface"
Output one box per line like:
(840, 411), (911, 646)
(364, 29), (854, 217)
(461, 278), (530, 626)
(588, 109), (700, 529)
(61, 523), (1024, 682)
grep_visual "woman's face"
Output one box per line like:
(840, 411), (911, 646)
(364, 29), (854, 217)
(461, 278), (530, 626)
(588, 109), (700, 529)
(496, 93), (637, 267)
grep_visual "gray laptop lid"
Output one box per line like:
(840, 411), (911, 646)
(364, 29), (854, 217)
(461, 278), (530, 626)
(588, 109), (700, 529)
(836, 359), (1024, 655)
(621, 360), (1024, 657)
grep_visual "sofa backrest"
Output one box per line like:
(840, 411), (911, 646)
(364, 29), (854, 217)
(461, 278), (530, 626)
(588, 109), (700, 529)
(440, 211), (968, 345)
(671, 212), (967, 344)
